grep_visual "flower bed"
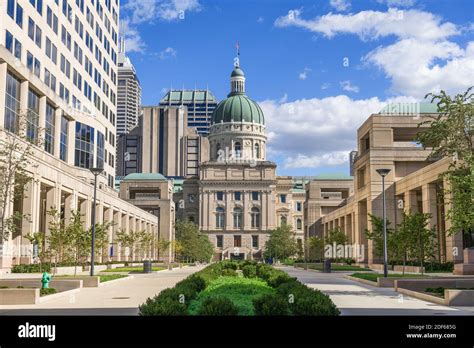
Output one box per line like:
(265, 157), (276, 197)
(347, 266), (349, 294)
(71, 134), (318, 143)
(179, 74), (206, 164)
(139, 260), (340, 316)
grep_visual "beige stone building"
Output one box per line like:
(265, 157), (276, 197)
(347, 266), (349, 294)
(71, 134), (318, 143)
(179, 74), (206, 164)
(177, 61), (305, 261)
(318, 105), (465, 265)
(0, 0), (159, 270)
(118, 173), (175, 261)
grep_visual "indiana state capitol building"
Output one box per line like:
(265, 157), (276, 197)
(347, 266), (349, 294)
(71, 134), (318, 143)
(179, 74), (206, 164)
(179, 62), (305, 261)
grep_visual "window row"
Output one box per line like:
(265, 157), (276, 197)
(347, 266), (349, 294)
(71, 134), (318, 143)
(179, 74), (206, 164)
(215, 207), (261, 229)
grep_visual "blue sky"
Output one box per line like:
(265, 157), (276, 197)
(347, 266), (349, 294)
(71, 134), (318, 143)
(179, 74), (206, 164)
(121, 0), (474, 176)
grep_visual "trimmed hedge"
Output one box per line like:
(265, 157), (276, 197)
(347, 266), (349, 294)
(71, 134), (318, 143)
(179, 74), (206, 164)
(197, 296), (239, 316)
(12, 264), (51, 273)
(139, 260), (340, 316)
(253, 293), (290, 315)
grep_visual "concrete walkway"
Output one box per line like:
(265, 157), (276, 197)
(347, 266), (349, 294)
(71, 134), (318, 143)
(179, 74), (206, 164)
(279, 266), (474, 315)
(0, 266), (203, 315)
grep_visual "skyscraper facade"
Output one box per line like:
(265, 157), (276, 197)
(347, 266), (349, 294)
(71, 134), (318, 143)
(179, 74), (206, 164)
(116, 37), (141, 135)
(159, 89), (218, 136)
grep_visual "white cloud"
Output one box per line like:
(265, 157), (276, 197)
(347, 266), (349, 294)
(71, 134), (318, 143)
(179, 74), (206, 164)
(279, 93), (288, 103)
(159, 47), (177, 59)
(330, 0), (351, 12)
(321, 83), (331, 90)
(123, 0), (201, 24)
(340, 80), (360, 93)
(376, 0), (416, 7)
(257, 16), (264, 23)
(260, 95), (417, 169)
(275, 8), (473, 98)
(298, 67), (311, 80)
(122, 19), (146, 53)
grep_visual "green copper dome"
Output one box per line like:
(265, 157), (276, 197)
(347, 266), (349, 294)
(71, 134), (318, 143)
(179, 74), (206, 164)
(231, 66), (245, 77)
(212, 94), (265, 125)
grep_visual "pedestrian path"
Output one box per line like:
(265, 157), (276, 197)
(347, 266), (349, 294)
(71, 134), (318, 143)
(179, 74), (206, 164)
(0, 266), (203, 315)
(279, 266), (474, 315)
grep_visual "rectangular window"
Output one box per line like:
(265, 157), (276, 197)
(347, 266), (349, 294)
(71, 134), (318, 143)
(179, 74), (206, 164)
(252, 235), (259, 249)
(7, 0), (15, 18)
(296, 202), (302, 212)
(27, 51), (34, 72)
(280, 194), (287, 203)
(75, 121), (95, 168)
(4, 72), (21, 132)
(216, 235), (223, 248)
(252, 191), (259, 201)
(216, 191), (224, 201)
(14, 39), (22, 60)
(44, 103), (55, 154)
(5, 31), (13, 53)
(60, 115), (68, 161)
(27, 89), (40, 143)
(234, 192), (241, 201)
(234, 235), (242, 247)
(16, 4), (23, 28)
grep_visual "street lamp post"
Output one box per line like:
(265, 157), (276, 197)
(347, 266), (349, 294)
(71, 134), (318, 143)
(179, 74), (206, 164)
(89, 167), (103, 277)
(376, 168), (391, 278)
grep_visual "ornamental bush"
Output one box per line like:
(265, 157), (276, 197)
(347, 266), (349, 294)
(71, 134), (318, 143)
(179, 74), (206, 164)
(220, 269), (238, 277)
(197, 296), (239, 316)
(242, 265), (257, 278)
(12, 264), (51, 273)
(253, 293), (289, 315)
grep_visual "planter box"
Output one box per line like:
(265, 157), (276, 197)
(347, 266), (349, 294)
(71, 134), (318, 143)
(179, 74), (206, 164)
(51, 266), (83, 275)
(445, 289), (474, 306)
(0, 279), (82, 292)
(396, 287), (445, 305)
(368, 264), (393, 271)
(107, 263), (125, 270)
(59, 276), (99, 287)
(83, 265), (107, 272)
(0, 288), (39, 305)
(393, 265), (425, 273)
(395, 278), (474, 292)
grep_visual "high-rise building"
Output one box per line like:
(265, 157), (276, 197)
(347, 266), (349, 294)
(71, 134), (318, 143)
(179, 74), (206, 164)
(159, 89), (218, 136)
(115, 105), (210, 178)
(116, 35), (141, 135)
(0, 0), (160, 269)
(349, 150), (358, 176)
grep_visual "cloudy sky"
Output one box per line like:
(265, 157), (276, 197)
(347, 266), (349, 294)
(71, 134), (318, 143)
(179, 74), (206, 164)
(121, 0), (474, 176)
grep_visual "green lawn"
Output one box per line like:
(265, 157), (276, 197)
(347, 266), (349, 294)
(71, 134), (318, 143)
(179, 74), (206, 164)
(101, 266), (165, 273)
(188, 276), (275, 316)
(99, 274), (128, 282)
(350, 272), (430, 282)
(296, 263), (372, 272)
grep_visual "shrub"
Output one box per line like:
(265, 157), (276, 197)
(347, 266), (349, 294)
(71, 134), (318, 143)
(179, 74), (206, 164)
(139, 296), (187, 316)
(291, 294), (340, 316)
(12, 264), (51, 273)
(220, 269), (238, 277)
(40, 288), (57, 296)
(253, 293), (290, 315)
(219, 260), (239, 270)
(242, 265), (257, 278)
(197, 296), (238, 316)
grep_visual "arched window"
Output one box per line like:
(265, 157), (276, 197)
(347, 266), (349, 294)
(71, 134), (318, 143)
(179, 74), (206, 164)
(280, 215), (287, 226)
(216, 207), (225, 228)
(296, 218), (302, 230)
(216, 143), (221, 158)
(233, 207), (242, 228)
(251, 207), (260, 228)
(234, 141), (241, 158)
(254, 143), (260, 159)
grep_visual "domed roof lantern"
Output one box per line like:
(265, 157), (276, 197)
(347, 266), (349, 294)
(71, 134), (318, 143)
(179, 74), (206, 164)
(229, 43), (246, 96)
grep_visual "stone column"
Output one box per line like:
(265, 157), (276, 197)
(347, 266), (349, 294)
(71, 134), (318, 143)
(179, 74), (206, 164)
(19, 80), (29, 120)
(404, 190), (418, 214)
(0, 63), (7, 127)
(226, 191), (232, 230)
(443, 177), (463, 263)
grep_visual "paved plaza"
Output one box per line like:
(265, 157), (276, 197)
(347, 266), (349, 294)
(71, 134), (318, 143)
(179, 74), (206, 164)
(279, 266), (474, 315)
(0, 266), (203, 315)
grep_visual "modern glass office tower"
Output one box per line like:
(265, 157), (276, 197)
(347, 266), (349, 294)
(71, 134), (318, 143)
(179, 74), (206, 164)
(159, 89), (218, 136)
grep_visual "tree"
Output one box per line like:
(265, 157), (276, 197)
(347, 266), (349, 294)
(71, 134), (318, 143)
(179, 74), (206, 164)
(24, 230), (47, 270)
(399, 212), (437, 275)
(365, 214), (394, 260)
(155, 238), (171, 262)
(47, 208), (73, 266)
(263, 224), (298, 262)
(307, 236), (325, 261)
(175, 220), (213, 262)
(325, 227), (348, 246)
(0, 112), (40, 243)
(67, 211), (89, 276)
(91, 221), (114, 263)
(416, 87), (474, 237)
(115, 229), (142, 261)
